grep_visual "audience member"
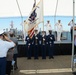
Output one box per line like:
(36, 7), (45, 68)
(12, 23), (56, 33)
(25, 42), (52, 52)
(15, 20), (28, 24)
(10, 33), (18, 70)
(0, 30), (15, 75)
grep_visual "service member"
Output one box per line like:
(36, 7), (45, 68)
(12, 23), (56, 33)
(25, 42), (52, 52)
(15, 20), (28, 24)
(47, 30), (55, 59)
(45, 20), (52, 35)
(68, 19), (73, 41)
(25, 34), (32, 59)
(74, 35), (76, 54)
(32, 30), (39, 59)
(55, 20), (63, 41)
(41, 31), (46, 59)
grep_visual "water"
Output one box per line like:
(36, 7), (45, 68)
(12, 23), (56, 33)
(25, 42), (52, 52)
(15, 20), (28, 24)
(0, 16), (75, 31)
(0, 16), (74, 41)
(62, 31), (71, 41)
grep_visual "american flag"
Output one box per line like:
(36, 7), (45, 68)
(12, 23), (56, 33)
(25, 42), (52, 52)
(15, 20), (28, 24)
(24, 0), (44, 39)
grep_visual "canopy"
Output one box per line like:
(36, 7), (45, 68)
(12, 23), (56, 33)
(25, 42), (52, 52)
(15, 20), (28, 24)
(0, 0), (76, 17)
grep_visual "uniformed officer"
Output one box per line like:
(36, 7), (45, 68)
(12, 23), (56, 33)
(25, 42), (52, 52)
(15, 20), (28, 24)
(74, 35), (76, 54)
(68, 19), (73, 41)
(45, 20), (52, 35)
(32, 29), (39, 59)
(41, 31), (46, 59)
(47, 30), (55, 59)
(25, 34), (32, 59)
(55, 20), (63, 41)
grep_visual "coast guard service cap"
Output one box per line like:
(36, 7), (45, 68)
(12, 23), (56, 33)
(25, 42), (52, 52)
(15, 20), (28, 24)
(0, 30), (4, 35)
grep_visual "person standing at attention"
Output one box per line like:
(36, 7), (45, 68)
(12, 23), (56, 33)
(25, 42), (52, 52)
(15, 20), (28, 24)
(68, 19), (73, 41)
(74, 35), (76, 54)
(55, 20), (63, 41)
(45, 20), (52, 35)
(32, 29), (39, 59)
(41, 31), (47, 59)
(25, 34), (32, 59)
(47, 30), (55, 59)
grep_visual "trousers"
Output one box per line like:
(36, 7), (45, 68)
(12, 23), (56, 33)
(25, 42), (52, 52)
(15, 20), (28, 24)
(0, 57), (6, 75)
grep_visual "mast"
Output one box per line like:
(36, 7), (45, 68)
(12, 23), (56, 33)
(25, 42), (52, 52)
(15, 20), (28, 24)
(71, 0), (75, 71)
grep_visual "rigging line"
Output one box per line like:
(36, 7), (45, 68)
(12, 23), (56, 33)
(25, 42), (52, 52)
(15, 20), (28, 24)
(16, 0), (25, 42)
(16, 0), (23, 20)
(54, 0), (58, 24)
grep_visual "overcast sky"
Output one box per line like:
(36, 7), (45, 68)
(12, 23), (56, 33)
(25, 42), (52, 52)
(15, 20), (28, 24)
(0, 0), (75, 17)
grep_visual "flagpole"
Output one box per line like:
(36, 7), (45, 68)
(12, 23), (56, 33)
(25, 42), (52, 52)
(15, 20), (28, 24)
(42, 0), (44, 31)
(54, 0), (58, 31)
(71, 0), (75, 71)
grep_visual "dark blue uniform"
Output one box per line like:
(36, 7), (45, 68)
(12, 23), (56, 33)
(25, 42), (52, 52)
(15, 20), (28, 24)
(32, 34), (39, 59)
(47, 34), (55, 59)
(41, 35), (46, 59)
(25, 35), (32, 59)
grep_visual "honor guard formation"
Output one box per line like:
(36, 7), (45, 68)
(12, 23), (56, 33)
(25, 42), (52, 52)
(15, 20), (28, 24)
(25, 29), (55, 59)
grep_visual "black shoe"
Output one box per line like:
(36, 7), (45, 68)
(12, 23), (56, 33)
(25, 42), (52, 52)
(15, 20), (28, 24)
(51, 56), (54, 59)
(49, 57), (51, 59)
(14, 67), (18, 70)
(49, 56), (54, 59)
(27, 58), (31, 59)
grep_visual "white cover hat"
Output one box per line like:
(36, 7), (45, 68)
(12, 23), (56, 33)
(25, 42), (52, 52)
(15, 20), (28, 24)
(0, 30), (4, 35)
